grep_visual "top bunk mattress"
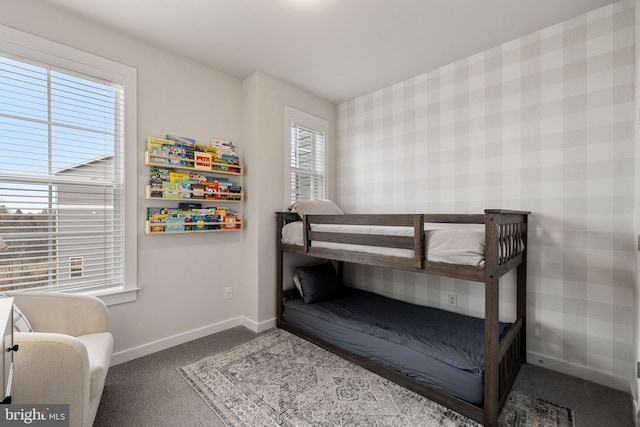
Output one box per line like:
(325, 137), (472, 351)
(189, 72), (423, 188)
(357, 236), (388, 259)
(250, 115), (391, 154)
(281, 221), (489, 266)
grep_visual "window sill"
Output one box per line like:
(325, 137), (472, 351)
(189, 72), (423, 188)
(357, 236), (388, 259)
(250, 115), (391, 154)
(85, 287), (140, 306)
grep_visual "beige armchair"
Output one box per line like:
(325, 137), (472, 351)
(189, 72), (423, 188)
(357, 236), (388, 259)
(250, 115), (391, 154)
(10, 292), (113, 427)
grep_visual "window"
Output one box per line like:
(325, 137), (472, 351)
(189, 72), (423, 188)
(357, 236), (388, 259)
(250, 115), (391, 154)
(284, 107), (328, 206)
(69, 257), (83, 278)
(0, 25), (137, 304)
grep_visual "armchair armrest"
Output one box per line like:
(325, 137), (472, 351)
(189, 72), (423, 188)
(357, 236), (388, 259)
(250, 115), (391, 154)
(13, 332), (91, 427)
(9, 293), (108, 337)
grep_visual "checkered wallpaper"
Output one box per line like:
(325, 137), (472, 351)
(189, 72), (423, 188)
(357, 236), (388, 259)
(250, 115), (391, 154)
(335, 0), (635, 382)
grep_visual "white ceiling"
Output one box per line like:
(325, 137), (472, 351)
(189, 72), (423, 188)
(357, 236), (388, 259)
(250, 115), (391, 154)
(45, 0), (616, 104)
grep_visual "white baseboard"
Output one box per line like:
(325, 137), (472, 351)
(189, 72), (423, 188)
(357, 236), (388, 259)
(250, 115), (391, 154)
(527, 351), (628, 391)
(111, 317), (245, 366)
(242, 316), (277, 333)
(111, 316), (279, 366)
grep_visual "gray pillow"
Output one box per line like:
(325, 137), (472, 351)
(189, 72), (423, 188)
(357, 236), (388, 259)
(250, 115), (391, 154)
(295, 261), (342, 304)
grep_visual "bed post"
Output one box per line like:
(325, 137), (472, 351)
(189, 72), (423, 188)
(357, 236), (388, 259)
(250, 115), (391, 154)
(276, 212), (285, 327)
(483, 210), (500, 427)
(517, 215), (528, 364)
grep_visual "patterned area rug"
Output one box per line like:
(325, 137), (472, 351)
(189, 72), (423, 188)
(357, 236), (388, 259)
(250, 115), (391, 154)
(178, 329), (574, 427)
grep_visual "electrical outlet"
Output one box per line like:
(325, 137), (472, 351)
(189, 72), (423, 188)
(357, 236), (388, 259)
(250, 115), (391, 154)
(225, 287), (233, 300)
(447, 293), (457, 307)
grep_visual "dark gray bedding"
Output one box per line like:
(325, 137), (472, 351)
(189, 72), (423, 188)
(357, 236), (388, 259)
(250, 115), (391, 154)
(283, 288), (512, 404)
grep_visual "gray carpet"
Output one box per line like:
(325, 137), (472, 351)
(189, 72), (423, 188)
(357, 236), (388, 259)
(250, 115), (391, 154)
(94, 326), (634, 427)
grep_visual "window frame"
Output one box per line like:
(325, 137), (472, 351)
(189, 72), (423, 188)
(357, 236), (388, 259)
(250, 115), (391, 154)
(0, 24), (138, 306)
(283, 106), (329, 208)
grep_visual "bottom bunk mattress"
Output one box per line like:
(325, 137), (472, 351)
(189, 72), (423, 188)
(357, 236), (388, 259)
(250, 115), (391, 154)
(283, 288), (512, 405)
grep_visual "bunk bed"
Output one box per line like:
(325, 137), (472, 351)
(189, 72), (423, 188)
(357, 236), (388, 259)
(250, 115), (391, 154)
(275, 207), (530, 427)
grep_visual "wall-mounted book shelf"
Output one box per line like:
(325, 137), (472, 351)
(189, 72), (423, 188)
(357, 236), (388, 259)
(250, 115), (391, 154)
(144, 185), (243, 202)
(145, 219), (243, 234)
(145, 151), (243, 176)
(144, 136), (244, 235)
(146, 206), (242, 234)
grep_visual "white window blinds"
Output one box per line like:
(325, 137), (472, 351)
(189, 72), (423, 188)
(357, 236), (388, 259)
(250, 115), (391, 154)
(0, 53), (125, 293)
(290, 123), (325, 203)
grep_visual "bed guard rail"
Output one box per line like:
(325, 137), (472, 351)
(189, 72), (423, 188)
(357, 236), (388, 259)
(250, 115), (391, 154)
(303, 214), (425, 269)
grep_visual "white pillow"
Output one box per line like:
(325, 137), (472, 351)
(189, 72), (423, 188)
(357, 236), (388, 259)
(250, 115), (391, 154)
(293, 273), (304, 297)
(0, 293), (33, 332)
(281, 222), (304, 246)
(290, 199), (344, 218)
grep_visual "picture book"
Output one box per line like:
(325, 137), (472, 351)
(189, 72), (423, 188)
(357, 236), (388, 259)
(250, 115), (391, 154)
(201, 145), (217, 155)
(178, 202), (202, 210)
(148, 142), (169, 164)
(217, 181), (229, 197)
(167, 145), (187, 166)
(207, 214), (221, 230)
(191, 183), (205, 199)
(147, 137), (174, 152)
(189, 171), (207, 183)
(162, 181), (180, 199)
(177, 179), (197, 198)
(210, 139), (237, 157)
(184, 146), (195, 168)
(150, 167), (171, 181)
(165, 134), (196, 146)
(147, 208), (167, 233)
(150, 179), (163, 198)
(165, 215), (185, 232)
(193, 215), (208, 231)
(169, 171), (189, 183)
(224, 214), (238, 229)
(147, 207), (168, 215)
(204, 181), (219, 199)
(221, 154), (240, 165)
(194, 152), (212, 170)
(228, 185), (242, 200)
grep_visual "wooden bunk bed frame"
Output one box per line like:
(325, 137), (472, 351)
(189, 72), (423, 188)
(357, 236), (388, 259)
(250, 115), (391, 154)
(275, 209), (529, 427)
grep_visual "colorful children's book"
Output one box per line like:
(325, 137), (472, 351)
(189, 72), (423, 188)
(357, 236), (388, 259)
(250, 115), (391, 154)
(224, 214), (238, 229)
(204, 181), (219, 200)
(169, 172), (189, 183)
(147, 137), (174, 152)
(162, 181), (180, 199)
(191, 183), (205, 199)
(148, 142), (169, 164)
(165, 134), (195, 146)
(210, 139), (237, 157)
(189, 171), (207, 183)
(207, 214), (221, 230)
(150, 167), (171, 181)
(217, 181), (229, 196)
(167, 145), (187, 166)
(147, 208), (167, 233)
(149, 179), (163, 198)
(177, 179), (197, 199)
(193, 215), (208, 231)
(165, 215), (185, 232)
(194, 152), (212, 170)
(228, 185), (242, 200)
